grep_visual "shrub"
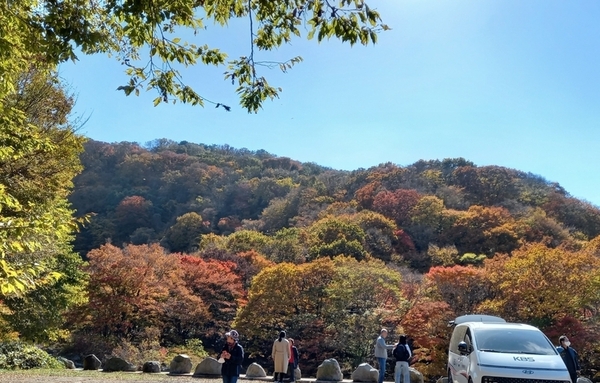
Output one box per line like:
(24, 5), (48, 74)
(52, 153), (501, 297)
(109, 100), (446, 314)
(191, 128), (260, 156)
(110, 338), (166, 368)
(0, 341), (64, 369)
(165, 339), (209, 367)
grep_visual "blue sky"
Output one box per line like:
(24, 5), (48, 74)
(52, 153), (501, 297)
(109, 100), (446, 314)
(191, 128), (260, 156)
(59, 1), (600, 207)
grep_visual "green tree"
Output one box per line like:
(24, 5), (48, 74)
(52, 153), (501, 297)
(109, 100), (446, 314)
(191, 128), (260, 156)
(352, 210), (398, 262)
(263, 227), (306, 263)
(163, 212), (207, 252)
(325, 256), (405, 366)
(222, 229), (271, 254)
(0, 67), (85, 295)
(1, 246), (87, 343)
(305, 216), (368, 261)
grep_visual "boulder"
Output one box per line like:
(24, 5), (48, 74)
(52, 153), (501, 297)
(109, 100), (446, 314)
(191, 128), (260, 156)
(143, 361), (162, 373)
(578, 378), (593, 383)
(57, 357), (75, 369)
(316, 359), (343, 382)
(193, 357), (222, 376)
(245, 362), (267, 378)
(409, 367), (424, 383)
(83, 354), (101, 370)
(351, 363), (378, 382)
(169, 354), (193, 374)
(103, 357), (137, 372)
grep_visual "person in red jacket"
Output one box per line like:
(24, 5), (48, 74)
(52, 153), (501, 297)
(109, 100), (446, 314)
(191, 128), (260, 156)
(288, 338), (299, 382)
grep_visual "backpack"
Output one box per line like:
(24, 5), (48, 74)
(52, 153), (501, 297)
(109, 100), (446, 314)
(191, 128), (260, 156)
(393, 343), (410, 362)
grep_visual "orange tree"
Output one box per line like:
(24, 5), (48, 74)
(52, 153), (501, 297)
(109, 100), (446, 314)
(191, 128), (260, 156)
(176, 255), (246, 344)
(443, 205), (521, 256)
(478, 243), (598, 328)
(401, 300), (454, 378)
(71, 243), (246, 352)
(424, 265), (491, 316)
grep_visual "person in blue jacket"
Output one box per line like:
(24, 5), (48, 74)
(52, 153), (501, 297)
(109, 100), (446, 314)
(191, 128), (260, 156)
(219, 330), (244, 383)
(557, 335), (581, 383)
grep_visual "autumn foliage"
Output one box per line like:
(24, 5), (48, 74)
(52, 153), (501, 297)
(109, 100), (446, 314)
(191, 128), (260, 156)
(5, 142), (600, 380)
(72, 243), (245, 349)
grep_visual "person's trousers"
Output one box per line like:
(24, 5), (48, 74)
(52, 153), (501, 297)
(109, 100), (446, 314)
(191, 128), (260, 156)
(288, 364), (297, 382)
(223, 375), (239, 383)
(377, 358), (387, 383)
(274, 372), (287, 382)
(395, 361), (410, 383)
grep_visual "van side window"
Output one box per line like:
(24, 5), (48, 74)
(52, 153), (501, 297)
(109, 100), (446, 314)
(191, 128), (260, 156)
(449, 325), (467, 354)
(464, 330), (473, 352)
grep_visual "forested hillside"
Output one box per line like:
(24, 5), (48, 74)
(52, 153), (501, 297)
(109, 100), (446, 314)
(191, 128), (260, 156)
(53, 139), (600, 378)
(71, 139), (600, 269)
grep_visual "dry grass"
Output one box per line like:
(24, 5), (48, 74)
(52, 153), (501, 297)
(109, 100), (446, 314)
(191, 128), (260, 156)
(0, 369), (241, 383)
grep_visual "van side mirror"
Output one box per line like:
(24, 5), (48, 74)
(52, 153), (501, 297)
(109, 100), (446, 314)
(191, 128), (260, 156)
(458, 341), (470, 355)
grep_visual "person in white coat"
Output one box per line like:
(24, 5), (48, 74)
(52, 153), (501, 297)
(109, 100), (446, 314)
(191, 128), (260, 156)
(272, 330), (290, 383)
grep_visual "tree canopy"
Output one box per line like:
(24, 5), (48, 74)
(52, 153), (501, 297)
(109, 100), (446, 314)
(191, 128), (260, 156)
(1, 0), (388, 112)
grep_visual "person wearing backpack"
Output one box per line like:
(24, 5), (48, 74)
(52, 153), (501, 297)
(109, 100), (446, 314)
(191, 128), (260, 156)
(393, 335), (411, 383)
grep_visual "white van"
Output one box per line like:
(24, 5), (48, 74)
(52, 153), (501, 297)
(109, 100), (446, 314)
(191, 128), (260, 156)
(448, 315), (571, 383)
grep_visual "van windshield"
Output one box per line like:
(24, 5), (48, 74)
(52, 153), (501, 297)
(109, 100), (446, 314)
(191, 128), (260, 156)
(473, 328), (557, 355)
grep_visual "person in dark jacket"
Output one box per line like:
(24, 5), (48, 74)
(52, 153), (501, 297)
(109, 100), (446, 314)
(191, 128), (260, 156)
(392, 335), (411, 383)
(557, 335), (581, 383)
(219, 330), (244, 383)
(288, 338), (299, 382)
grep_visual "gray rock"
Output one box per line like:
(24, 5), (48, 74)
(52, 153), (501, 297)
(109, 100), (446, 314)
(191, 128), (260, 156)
(143, 361), (162, 373)
(57, 357), (76, 369)
(193, 357), (222, 376)
(351, 363), (378, 382)
(578, 378), (592, 383)
(316, 359), (343, 382)
(245, 362), (267, 378)
(103, 357), (137, 372)
(83, 354), (101, 370)
(170, 354), (193, 374)
(409, 367), (424, 383)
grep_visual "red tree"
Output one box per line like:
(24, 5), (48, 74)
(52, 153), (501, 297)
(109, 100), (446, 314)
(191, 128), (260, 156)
(372, 189), (421, 227)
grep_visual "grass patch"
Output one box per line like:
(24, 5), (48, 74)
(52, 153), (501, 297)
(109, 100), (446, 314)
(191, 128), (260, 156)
(0, 369), (189, 381)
